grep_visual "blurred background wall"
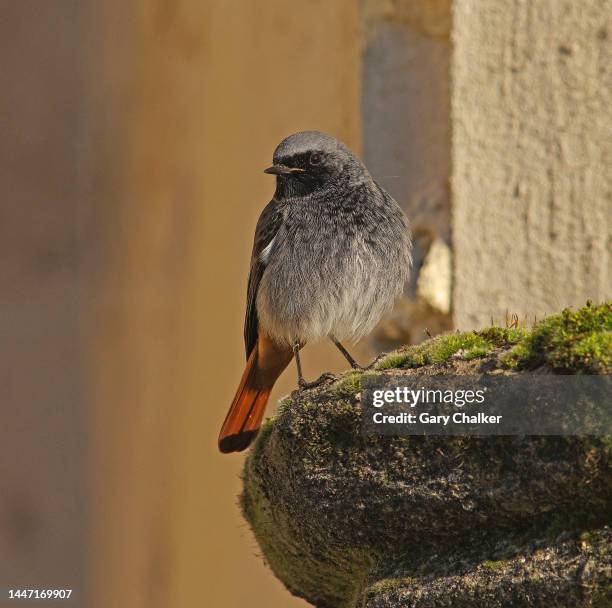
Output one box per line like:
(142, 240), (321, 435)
(80, 2), (360, 608)
(0, 1), (609, 607)
(0, 1), (86, 602)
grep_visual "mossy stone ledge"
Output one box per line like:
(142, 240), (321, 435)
(241, 302), (612, 608)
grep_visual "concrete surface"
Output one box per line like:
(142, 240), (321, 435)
(452, 0), (611, 328)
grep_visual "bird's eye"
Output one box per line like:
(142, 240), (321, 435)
(309, 152), (322, 166)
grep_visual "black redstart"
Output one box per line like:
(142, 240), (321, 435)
(219, 131), (412, 453)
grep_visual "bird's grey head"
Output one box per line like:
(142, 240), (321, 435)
(264, 131), (368, 197)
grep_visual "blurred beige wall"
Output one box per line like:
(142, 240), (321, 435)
(0, 1), (86, 599)
(80, 2), (360, 607)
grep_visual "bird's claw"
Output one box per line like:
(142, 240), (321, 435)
(364, 352), (389, 370)
(298, 372), (336, 390)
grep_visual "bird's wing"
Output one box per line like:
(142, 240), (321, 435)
(244, 198), (284, 359)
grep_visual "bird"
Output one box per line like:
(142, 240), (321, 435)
(218, 131), (412, 453)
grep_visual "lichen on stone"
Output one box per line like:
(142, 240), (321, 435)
(362, 529), (612, 608)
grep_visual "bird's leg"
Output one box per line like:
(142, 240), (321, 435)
(331, 338), (362, 370)
(293, 340), (307, 386)
(293, 340), (335, 390)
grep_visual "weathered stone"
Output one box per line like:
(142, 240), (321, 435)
(362, 529), (611, 608)
(452, 0), (612, 328)
(242, 303), (612, 607)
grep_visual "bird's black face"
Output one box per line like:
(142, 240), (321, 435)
(264, 149), (338, 196)
(265, 131), (366, 198)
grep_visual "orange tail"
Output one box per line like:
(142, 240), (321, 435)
(219, 338), (292, 453)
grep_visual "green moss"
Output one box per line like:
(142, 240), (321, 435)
(372, 301), (611, 373)
(463, 342), (493, 360)
(247, 418), (275, 464)
(276, 395), (294, 415)
(423, 333), (475, 363)
(482, 559), (506, 571)
(373, 325), (531, 371)
(501, 343), (529, 369)
(477, 326), (528, 346)
(373, 333), (462, 370)
(366, 577), (416, 595)
(502, 302), (611, 373)
(572, 332), (612, 368)
(374, 351), (412, 370)
(332, 371), (363, 398)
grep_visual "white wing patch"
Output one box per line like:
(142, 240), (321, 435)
(259, 236), (276, 264)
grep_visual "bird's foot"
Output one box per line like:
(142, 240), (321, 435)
(364, 352), (388, 370)
(298, 372), (336, 390)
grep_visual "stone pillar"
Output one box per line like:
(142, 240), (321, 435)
(452, 0), (611, 329)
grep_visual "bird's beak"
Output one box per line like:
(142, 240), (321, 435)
(264, 165), (305, 175)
